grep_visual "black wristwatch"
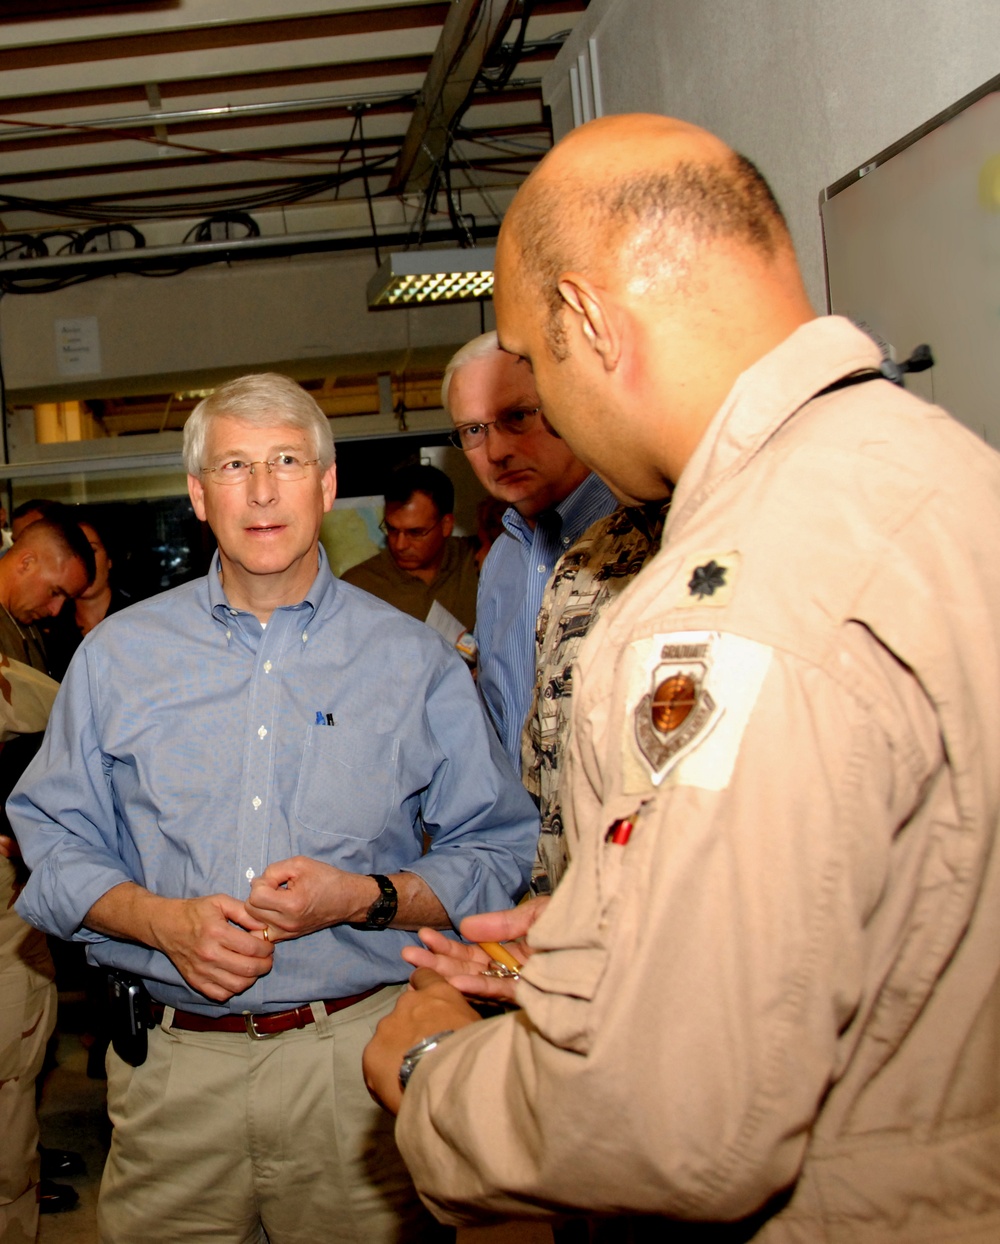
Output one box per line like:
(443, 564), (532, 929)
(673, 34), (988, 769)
(348, 873), (398, 930)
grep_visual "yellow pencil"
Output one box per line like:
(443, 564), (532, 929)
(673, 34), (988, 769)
(478, 940), (521, 972)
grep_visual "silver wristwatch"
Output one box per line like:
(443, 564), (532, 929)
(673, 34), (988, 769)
(398, 1030), (454, 1092)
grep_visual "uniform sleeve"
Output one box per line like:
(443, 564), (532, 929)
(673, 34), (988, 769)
(396, 624), (943, 1223)
(11, 646), (134, 941)
(401, 650), (538, 922)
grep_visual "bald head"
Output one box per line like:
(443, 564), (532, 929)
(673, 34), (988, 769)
(494, 114), (815, 495)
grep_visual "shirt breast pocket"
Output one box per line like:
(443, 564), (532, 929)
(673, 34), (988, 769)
(294, 727), (399, 840)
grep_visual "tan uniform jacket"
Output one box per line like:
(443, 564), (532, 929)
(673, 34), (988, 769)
(396, 318), (1000, 1242)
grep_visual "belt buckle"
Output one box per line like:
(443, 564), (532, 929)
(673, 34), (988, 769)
(243, 1012), (277, 1040)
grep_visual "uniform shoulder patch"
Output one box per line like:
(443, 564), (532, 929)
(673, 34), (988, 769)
(622, 630), (772, 794)
(634, 639), (720, 780)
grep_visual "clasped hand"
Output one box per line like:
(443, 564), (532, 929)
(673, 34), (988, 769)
(244, 855), (368, 940)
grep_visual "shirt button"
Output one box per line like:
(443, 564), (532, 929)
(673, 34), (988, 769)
(562, 536), (571, 546)
(245, 868), (255, 882)
(252, 796), (262, 810)
(258, 725), (267, 740)
(537, 564), (548, 574)
(226, 630), (232, 639)
(229, 609), (238, 617)
(263, 661), (272, 673)
(301, 631), (308, 643)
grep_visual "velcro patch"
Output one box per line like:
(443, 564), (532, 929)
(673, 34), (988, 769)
(622, 630), (772, 793)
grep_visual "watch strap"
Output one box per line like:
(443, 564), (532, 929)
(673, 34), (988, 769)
(398, 1030), (455, 1092)
(348, 873), (397, 930)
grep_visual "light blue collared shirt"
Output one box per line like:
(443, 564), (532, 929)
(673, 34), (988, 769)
(12, 550), (537, 1016)
(475, 473), (618, 770)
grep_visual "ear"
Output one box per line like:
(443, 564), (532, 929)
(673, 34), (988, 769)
(188, 474), (207, 522)
(441, 513), (455, 539)
(557, 273), (621, 371)
(320, 462), (338, 514)
(15, 549), (36, 576)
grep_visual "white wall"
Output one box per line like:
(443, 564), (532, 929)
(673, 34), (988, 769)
(544, 0), (1000, 308)
(1, 249), (495, 402)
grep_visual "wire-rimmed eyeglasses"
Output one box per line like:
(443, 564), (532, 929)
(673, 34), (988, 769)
(201, 454), (321, 485)
(448, 407), (542, 451)
(379, 516), (444, 542)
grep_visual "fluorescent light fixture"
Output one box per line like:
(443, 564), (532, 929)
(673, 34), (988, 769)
(367, 246), (495, 308)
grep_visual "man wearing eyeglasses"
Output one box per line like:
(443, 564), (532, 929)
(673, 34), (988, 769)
(442, 332), (617, 769)
(9, 373), (536, 1244)
(342, 463), (479, 632)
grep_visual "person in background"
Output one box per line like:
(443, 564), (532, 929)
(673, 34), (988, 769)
(341, 464), (478, 632)
(10, 498), (65, 542)
(46, 515), (131, 682)
(10, 371), (536, 1244)
(364, 114), (1000, 1242)
(443, 333), (617, 770)
(522, 498), (670, 896)
(0, 517), (94, 1235)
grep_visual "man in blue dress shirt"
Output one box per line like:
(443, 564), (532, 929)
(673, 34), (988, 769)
(443, 332), (617, 770)
(10, 372), (536, 1244)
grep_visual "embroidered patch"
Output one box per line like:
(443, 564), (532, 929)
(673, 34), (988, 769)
(622, 630), (772, 794)
(633, 640), (721, 782)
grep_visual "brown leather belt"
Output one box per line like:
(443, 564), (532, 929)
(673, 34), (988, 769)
(150, 985), (383, 1040)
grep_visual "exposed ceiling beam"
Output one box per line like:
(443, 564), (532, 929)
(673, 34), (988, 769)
(388, 0), (520, 193)
(0, 4), (451, 73)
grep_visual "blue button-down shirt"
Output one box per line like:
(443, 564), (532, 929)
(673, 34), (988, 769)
(475, 473), (618, 770)
(12, 551), (536, 1016)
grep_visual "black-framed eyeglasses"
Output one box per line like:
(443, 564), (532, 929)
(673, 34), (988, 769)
(448, 407), (542, 451)
(379, 516), (443, 541)
(201, 454), (321, 485)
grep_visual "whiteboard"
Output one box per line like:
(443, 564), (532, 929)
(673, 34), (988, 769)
(821, 77), (1000, 445)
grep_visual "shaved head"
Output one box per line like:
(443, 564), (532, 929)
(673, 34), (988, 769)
(506, 115), (792, 359)
(493, 114), (814, 494)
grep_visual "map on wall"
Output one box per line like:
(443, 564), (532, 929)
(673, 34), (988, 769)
(320, 495), (384, 578)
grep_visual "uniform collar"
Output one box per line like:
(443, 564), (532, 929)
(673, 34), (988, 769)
(668, 317), (883, 537)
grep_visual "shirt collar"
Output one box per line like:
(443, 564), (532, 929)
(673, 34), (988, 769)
(500, 471), (608, 544)
(208, 545), (334, 626)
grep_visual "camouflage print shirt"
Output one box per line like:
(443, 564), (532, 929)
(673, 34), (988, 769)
(522, 498), (669, 895)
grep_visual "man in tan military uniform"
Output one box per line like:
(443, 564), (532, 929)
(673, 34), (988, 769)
(364, 114), (1000, 1241)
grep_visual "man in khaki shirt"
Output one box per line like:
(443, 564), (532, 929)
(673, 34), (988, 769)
(364, 114), (1000, 1241)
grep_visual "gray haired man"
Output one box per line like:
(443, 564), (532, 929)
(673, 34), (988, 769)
(11, 373), (536, 1244)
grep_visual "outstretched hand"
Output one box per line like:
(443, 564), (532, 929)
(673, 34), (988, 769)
(401, 896), (549, 1003)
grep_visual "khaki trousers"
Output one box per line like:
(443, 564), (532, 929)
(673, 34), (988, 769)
(99, 985), (449, 1244)
(0, 945), (55, 1244)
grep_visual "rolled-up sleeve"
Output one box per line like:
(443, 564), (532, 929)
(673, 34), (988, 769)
(12, 647), (135, 941)
(402, 652), (537, 921)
